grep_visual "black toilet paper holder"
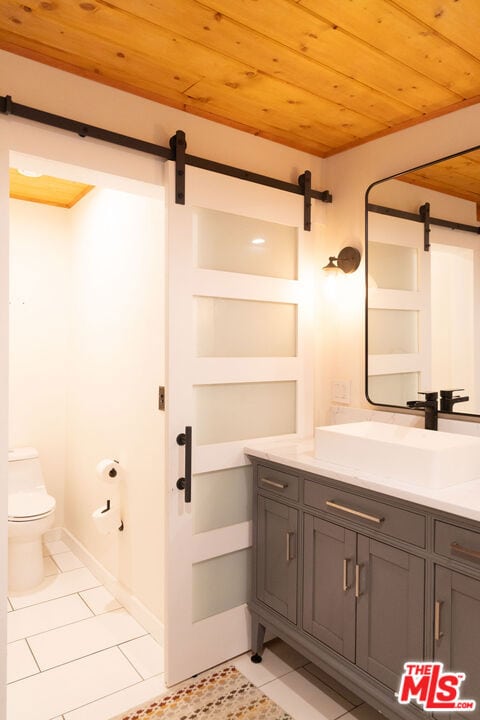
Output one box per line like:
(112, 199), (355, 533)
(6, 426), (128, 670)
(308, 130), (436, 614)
(100, 499), (124, 531)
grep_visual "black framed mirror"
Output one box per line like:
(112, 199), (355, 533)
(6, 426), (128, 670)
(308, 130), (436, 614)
(365, 144), (480, 417)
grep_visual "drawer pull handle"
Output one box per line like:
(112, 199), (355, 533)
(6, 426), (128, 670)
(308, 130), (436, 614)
(355, 564), (361, 598)
(286, 531), (294, 562)
(260, 477), (288, 490)
(451, 542), (480, 562)
(343, 558), (350, 592)
(434, 600), (443, 641)
(326, 500), (384, 524)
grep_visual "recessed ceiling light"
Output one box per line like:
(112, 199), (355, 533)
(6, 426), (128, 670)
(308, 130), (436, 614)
(17, 169), (43, 178)
(251, 237), (266, 245)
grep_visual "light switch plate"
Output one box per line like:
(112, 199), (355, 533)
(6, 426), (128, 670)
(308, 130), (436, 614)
(331, 380), (351, 404)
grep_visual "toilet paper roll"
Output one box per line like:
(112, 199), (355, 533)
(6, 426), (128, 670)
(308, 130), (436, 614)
(92, 504), (121, 535)
(96, 459), (120, 483)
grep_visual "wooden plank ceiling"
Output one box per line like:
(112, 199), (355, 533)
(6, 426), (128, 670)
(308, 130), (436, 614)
(10, 168), (94, 207)
(1, 0), (480, 157)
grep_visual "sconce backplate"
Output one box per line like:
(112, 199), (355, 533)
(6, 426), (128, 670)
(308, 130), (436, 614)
(337, 246), (361, 274)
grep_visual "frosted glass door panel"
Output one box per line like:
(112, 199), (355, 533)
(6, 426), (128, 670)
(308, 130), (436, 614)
(368, 309), (418, 354)
(195, 381), (296, 445)
(196, 297), (297, 357)
(196, 208), (297, 279)
(193, 549), (251, 622)
(369, 242), (418, 291)
(193, 466), (253, 534)
(368, 373), (419, 406)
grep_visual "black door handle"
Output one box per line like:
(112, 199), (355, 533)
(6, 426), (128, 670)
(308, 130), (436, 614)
(176, 425), (192, 503)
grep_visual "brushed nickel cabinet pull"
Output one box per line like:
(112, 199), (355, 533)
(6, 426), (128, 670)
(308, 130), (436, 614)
(343, 558), (350, 592)
(355, 564), (361, 598)
(326, 500), (384, 524)
(434, 600), (443, 641)
(260, 477), (288, 490)
(451, 542), (480, 562)
(286, 532), (294, 562)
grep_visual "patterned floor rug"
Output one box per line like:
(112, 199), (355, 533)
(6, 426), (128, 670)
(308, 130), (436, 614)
(109, 664), (292, 720)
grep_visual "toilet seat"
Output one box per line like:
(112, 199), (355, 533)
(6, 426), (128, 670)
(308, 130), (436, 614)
(8, 492), (56, 522)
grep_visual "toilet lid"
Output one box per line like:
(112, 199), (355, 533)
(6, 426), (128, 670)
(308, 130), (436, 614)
(8, 492), (56, 520)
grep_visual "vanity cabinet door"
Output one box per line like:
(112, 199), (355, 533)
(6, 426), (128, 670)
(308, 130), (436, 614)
(435, 566), (480, 720)
(256, 496), (298, 623)
(356, 536), (425, 691)
(303, 515), (356, 661)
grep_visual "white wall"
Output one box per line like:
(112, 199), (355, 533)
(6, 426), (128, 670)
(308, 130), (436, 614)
(9, 200), (70, 526)
(66, 187), (165, 621)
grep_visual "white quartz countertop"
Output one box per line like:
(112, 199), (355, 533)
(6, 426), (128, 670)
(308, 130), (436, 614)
(244, 437), (480, 524)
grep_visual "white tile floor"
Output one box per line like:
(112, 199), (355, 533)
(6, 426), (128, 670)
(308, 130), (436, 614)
(7, 543), (166, 720)
(7, 542), (382, 720)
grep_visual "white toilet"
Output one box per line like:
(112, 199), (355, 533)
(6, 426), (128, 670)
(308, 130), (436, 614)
(8, 447), (56, 592)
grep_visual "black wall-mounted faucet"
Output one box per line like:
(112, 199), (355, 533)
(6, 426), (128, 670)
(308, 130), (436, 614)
(406, 391), (438, 431)
(439, 389), (469, 413)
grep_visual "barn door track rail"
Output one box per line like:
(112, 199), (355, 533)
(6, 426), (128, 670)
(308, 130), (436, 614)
(1, 95), (332, 230)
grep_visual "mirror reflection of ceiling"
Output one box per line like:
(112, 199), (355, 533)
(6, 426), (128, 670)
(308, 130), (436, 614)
(398, 150), (480, 211)
(2, 1), (480, 156)
(9, 169), (94, 208)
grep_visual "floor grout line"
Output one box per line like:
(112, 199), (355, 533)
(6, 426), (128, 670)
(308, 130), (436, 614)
(300, 664), (364, 708)
(117, 642), (148, 680)
(50, 555), (67, 573)
(24, 630), (149, 674)
(7, 642), (144, 687)
(334, 704), (366, 719)
(56, 672), (164, 717)
(8, 606), (100, 643)
(76, 590), (98, 616)
(24, 635), (42, 674)
(8, 583), (103, 611)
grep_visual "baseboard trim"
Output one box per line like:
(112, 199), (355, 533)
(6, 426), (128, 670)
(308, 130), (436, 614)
(60, 528), (164, 646)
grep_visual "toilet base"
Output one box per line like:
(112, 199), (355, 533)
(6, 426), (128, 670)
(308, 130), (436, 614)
(8, 536), (45, 592)
(8, 511), (55, 592)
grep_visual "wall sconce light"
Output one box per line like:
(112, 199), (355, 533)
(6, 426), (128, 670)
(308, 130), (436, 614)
(323, 246), (361, 274)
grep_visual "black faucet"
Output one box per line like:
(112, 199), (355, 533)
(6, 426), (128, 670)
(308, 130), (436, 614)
(406, 391), (438, 431)
(439, 389), (469, 413)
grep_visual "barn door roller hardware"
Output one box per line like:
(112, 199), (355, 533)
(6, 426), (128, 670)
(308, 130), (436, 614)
(0, 95), (332, 228)
(298, 171), (312, 231)
(419, 202), (431, 252)
(169, 130), (186, 205)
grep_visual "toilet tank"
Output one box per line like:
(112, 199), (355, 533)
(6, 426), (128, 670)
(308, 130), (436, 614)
(8, 448), (45, 493)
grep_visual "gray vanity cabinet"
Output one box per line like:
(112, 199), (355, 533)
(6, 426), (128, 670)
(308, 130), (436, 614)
(256, 495), (298, 624)
(435, 566), (480, 720)
(303, 515), (356, 661)
(356, 537), (425, 691)
(303, 516), (424, 689)
(250, 457), (480, 720)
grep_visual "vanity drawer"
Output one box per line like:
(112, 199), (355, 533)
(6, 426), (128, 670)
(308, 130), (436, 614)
(257, 465), (299, 502)
(304, 479), (425, 547)
(435, 521), (480, 568)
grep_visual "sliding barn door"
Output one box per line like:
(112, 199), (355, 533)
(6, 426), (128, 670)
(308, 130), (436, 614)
(164, 162), (314, 684)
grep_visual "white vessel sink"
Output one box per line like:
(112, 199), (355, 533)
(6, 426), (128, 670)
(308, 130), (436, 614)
(314, 421), (480, 489)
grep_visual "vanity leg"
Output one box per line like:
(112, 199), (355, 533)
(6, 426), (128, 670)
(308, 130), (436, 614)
(251, 614), (266, 663)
